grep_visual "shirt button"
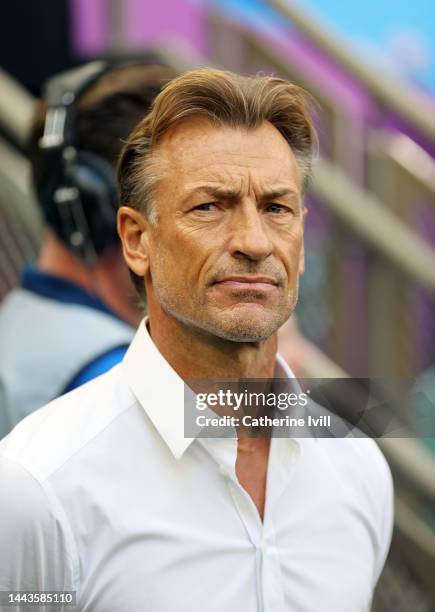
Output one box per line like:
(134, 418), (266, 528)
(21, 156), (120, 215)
(219, 465), (229, 477)
(260, 540), (277, 555)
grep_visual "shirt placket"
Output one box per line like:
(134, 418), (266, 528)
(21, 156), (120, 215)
(200, 436), (298, 612)
(258, 437), (299, 612)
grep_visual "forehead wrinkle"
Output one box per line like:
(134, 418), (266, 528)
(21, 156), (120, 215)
(157, 120), (303, 200)
(183, 177), (301, 206)
(160, 129), (297, 174)
(183, 157), (298, 185)
(182, 152), (292, 174)
(185, 154), (298, 185)
(188, 150), (299, 188)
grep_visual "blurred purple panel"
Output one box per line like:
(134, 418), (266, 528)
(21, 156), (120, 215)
(384, 115), (435, 159)
(413, 203), (435, 370)
(69, 0), (108, 56)
(126, 0), (206, 53)
(266, 28), (377, 120)
(263, 22), (435, 160)
(343, 243), (369, 375)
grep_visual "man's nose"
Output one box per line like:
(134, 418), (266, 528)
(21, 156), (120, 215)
(228, 203), (273, 261)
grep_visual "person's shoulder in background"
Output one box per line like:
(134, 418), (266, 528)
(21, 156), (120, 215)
(0, 362), (133, 480)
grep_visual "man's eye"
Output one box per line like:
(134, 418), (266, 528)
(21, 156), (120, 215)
(194, 202), (218, 211)
(266, 203), (290, 214)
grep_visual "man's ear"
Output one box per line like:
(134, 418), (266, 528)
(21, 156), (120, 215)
(298, 206), (308, 276)
(117, 206), (150, 279)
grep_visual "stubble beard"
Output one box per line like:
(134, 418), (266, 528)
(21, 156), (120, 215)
(152, 277), (299, 343)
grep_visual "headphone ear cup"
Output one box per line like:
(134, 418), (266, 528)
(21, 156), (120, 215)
(64, 151), (119, 254)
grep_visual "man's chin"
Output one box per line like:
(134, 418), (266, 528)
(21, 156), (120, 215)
(204, 310), (286, 343)
(214, 328), (272, 343)
(157, 298), (293, 343)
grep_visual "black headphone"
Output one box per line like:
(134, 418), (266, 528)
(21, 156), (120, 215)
(37, 60), (120, 266)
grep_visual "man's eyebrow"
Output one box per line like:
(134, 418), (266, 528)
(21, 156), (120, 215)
(187, 185), (242, 200)
(186, 185), (300, 201)
(259, 188), (300, 201)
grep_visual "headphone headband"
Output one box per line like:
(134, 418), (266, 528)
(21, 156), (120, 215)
(39, 60), (110, 152)
(37, 60), (122, 266)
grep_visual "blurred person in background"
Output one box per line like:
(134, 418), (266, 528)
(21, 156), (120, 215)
(0, 68), (393, 611)
(0, 59), (176, 438)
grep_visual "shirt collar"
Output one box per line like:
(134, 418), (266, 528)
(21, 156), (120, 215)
(122, 318), (297, 460)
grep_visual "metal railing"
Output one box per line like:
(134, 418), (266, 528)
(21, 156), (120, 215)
(0, 71), (40, 300)
(265, 0), (435, 143)
(0, 68), (36, 151)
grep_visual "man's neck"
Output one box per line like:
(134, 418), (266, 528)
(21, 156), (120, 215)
(37, 232), (94, 293)
(147, 309), (277, 381)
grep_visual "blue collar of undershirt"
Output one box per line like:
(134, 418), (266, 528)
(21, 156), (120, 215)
(21, 264), (117, 318)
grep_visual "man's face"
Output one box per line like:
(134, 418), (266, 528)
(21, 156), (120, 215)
(145, 117), (306, 342)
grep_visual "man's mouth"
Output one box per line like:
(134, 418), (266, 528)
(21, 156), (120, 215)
(213, 276), (279, 292)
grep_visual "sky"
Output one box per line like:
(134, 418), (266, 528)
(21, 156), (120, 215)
(300, 0), (435, 90)
(214, 0), (435, 92)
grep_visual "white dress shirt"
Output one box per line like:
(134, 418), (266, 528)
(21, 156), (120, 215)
(0, 320), (393, 612)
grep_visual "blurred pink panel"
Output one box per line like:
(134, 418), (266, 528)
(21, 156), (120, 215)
(126, 0), (206, 52)
(69, 0), (108, 56)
